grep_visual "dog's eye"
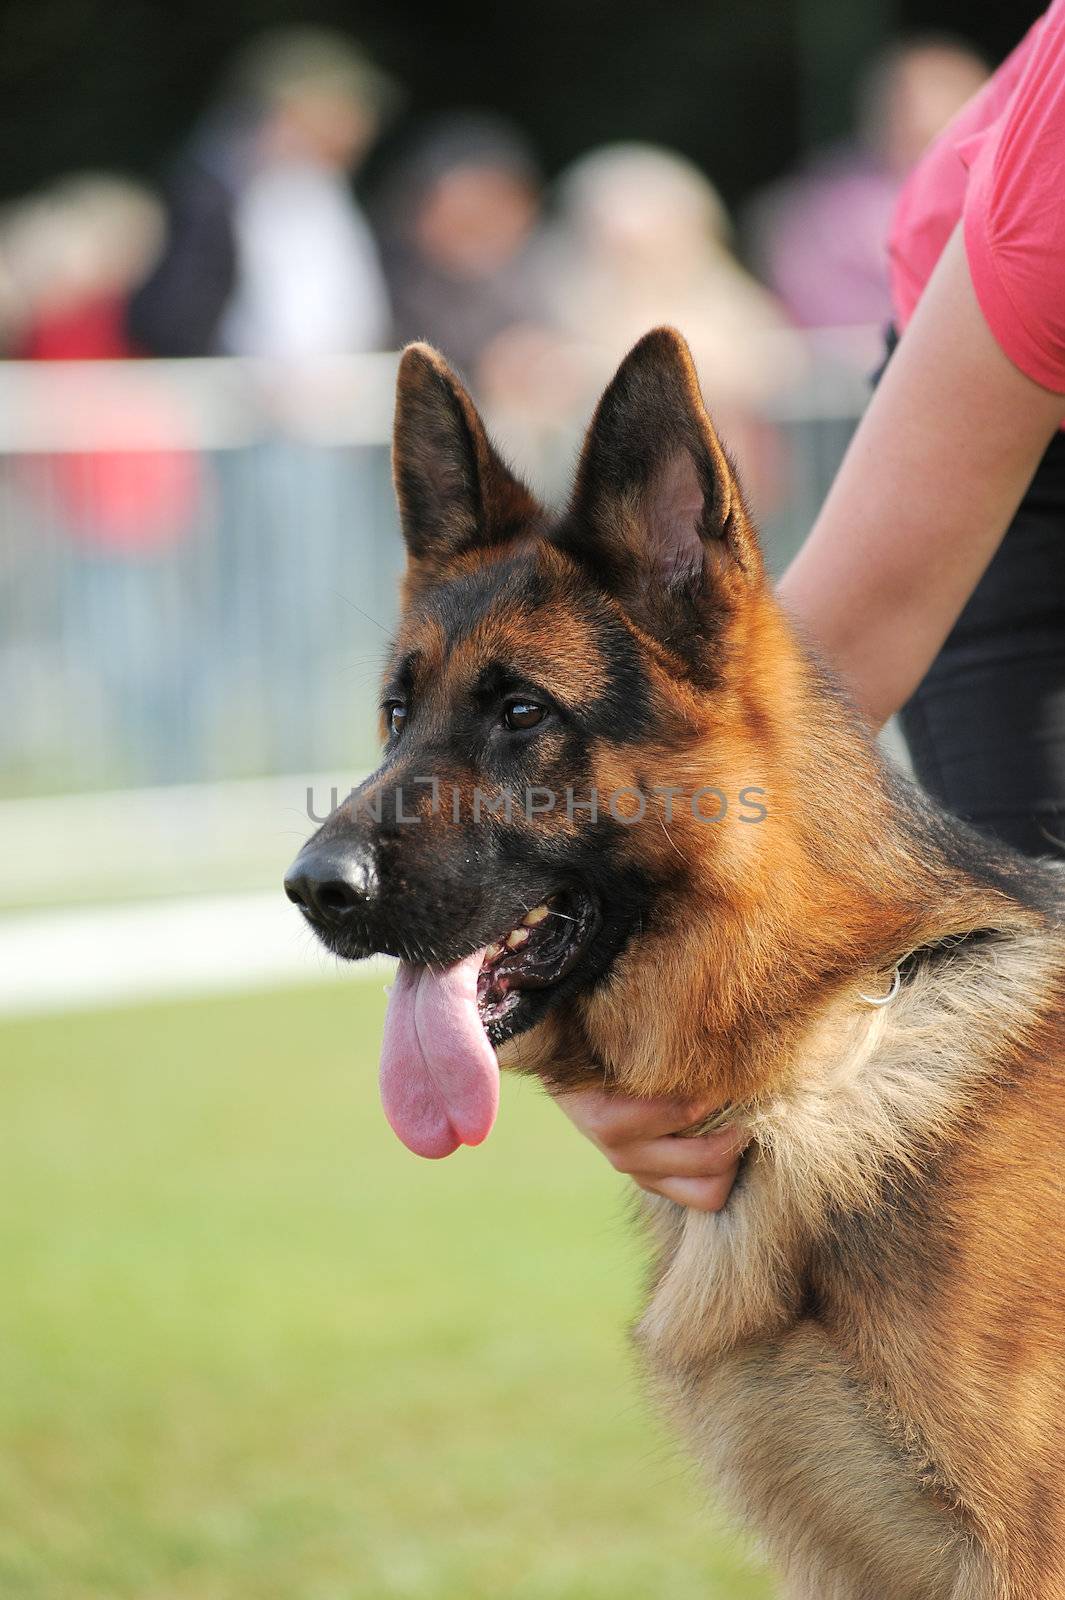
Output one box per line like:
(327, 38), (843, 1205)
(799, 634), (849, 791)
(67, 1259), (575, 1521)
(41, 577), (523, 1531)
(385, 702), (407, 738)
(503, 700), (546, 731)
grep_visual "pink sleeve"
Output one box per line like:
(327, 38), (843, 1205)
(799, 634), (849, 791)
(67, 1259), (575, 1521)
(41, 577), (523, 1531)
(964, 0), (1065, 392)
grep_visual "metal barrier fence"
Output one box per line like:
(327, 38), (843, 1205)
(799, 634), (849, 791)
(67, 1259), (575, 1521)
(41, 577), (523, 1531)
(0, 334), (878, 797)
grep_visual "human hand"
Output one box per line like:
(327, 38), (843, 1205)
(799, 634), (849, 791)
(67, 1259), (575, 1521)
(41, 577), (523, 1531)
(552, 1085), (747, 1212)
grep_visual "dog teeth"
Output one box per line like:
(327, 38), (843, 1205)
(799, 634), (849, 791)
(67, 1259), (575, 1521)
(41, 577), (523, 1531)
(505, 927), (530, 949)
(522, 904), (549, 926)
(484, 942), (504, 962)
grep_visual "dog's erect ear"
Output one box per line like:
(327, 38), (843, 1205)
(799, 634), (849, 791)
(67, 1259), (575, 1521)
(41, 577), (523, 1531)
(560, 328), (762, 634)
(392, 343), (542, 580)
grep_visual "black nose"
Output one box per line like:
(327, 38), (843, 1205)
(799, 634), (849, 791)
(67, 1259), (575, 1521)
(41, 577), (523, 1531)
(284, 840), (378, 925)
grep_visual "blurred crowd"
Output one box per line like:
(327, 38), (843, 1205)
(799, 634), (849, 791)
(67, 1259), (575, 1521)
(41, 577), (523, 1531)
(0, 25), (988, 393)
(0, 26), (990, 784)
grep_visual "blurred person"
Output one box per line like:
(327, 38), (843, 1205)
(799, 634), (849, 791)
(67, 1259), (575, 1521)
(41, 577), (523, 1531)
(5, 175), (199, 555)
(374, 112), (544, 377)
(128, 30), (402, 776)
(0, 174), (207, 784)
(744, 36), (988, 328)
(3, 174), (163, 359)
(128, 28), (395, 358)
(547, 144), (787, 394)
(516, 143), (794, 505)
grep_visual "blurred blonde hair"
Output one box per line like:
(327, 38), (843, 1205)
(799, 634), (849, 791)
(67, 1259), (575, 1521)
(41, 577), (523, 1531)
(0, 173), (163, 335)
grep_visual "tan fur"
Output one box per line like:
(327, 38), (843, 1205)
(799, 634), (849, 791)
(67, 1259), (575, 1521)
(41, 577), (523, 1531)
(629, 926), (1065, 1597)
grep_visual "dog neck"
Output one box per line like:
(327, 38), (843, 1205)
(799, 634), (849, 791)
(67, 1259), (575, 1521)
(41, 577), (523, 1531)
(634, 913), (1062, 1373)
(575, 604), (1047, 1108)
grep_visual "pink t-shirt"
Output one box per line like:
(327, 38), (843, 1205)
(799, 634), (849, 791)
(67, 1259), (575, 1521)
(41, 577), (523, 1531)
(890, 0), (1065, 393)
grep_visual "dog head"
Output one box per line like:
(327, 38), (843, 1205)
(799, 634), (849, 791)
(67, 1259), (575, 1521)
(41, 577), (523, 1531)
(286, 328), (791, 1154)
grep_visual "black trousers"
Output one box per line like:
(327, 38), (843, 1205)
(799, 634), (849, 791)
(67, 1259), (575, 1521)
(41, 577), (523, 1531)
(899, 428), (1065, 859)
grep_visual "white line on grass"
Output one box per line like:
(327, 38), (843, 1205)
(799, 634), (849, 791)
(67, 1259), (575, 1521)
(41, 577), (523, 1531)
(0, 891), (392, 1017)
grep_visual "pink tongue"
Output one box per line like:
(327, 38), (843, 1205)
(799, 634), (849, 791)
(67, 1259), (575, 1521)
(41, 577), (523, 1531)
(379, 951), (500, 1158)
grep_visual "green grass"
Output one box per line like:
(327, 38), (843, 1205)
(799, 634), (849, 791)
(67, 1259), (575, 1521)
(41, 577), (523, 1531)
(0, 983), (773, 1600)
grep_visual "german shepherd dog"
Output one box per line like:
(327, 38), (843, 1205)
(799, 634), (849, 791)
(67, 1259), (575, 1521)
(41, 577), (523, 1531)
(285, 329), (1065, 1598)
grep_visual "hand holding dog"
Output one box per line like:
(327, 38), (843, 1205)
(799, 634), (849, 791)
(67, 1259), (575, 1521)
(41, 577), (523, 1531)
(553, 1087), (747, 1212)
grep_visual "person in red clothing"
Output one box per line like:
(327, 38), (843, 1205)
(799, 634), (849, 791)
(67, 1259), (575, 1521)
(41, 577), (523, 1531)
(10, 173), (202, 554)
(5, 173), (208, 781)
(556, 3), (1065, 1207)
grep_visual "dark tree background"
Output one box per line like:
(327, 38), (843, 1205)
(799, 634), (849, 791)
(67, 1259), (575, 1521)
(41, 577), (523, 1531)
(0, 0), (1045, 206)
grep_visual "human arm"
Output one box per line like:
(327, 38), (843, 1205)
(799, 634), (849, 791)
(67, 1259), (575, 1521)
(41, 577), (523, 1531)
(779, 244), (1065, 731)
